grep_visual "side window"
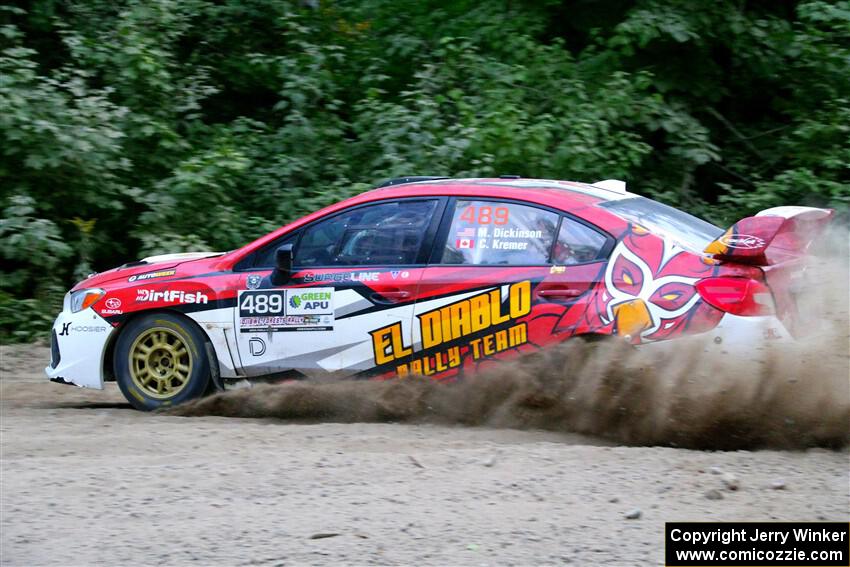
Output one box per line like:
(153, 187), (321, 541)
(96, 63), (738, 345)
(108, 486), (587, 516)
(296, 200), (438, 267)
(552, 217), (608, 265)
(441, 200), (558, 265)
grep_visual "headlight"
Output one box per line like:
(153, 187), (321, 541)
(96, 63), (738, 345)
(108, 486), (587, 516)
(69, 288), (105, 313)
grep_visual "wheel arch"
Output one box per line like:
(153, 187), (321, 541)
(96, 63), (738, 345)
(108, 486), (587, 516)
(573, 332), (619, 343)
(103, 308), (222, 390)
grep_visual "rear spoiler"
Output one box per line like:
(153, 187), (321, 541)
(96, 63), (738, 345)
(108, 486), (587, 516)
(704, 206), (833, 266)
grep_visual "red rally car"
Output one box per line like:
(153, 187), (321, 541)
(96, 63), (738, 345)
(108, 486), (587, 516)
(46, 177), (833, 410)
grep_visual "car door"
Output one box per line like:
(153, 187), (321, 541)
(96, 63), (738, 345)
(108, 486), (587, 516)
(233, 198), (445, 378)
(402, 198), (612, 380)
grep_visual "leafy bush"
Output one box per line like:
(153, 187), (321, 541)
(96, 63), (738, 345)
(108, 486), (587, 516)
(1, 0), (848, 343)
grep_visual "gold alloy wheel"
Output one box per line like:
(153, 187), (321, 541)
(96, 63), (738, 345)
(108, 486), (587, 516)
(129, 327), (193, 399)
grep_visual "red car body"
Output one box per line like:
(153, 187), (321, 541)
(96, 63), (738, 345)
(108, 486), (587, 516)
(47, 177), (832, 407)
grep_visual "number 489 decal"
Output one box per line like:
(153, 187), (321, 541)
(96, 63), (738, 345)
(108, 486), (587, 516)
(460, 205), (509, 225)
(239, 290), (286, 316)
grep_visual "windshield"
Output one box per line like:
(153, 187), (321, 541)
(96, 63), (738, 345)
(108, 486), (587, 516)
(600, 196), (724, 251)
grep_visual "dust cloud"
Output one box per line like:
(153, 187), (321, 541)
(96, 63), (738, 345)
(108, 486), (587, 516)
(171, 227), (849, 450)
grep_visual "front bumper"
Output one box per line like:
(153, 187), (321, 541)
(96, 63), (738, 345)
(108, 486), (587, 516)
(44, 307), (116, 389)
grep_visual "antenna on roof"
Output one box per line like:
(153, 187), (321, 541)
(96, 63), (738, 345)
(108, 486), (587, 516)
(377, 176), (449, 188)
(592, 179), (627, 193)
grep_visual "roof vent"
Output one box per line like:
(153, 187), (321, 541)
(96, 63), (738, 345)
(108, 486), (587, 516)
(593, 179), (627, 193)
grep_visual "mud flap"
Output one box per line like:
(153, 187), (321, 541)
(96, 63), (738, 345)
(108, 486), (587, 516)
(205, 342), (225, 392)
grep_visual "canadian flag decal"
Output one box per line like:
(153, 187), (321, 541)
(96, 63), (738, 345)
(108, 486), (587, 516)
(456, 238), (475, 249)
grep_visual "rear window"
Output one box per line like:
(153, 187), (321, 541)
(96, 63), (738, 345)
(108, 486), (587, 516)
(600, 196), (723, 251)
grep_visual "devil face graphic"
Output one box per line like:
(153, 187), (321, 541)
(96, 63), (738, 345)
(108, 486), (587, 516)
(550, 225), (723, 343)
(600, 225), (722, 341)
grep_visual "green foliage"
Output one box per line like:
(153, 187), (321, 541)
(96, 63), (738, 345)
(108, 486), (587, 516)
(0, 197), (68, 342)
(1, 0), (848, 343)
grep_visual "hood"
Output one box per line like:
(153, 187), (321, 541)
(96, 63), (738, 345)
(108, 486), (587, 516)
(136, 251), (223, 264)
(72, 251), (223, 291)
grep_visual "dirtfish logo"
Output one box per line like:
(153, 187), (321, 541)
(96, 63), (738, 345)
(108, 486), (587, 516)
(136, 289), (209, 304)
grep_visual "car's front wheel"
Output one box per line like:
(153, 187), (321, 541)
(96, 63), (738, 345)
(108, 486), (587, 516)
(114, 312), (211, 411)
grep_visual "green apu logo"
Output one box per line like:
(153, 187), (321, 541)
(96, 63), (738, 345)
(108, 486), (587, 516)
(289, 290), (331, 311)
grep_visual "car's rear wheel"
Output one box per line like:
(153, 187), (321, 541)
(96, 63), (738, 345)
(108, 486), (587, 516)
(114, 312), (211, 411)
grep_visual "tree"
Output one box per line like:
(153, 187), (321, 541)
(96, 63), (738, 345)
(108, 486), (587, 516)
(1, 0), (847, 342)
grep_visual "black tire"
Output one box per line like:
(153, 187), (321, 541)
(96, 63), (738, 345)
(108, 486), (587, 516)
(114, 312), (212, 411)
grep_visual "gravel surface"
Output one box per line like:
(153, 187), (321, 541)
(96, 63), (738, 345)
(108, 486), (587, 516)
(1, 344), (848, 566)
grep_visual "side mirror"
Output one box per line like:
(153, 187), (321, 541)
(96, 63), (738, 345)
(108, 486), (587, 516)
(271, 244), (294, 286)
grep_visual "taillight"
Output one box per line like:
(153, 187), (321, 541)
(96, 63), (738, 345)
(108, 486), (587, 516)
(695, 277), (775, 316)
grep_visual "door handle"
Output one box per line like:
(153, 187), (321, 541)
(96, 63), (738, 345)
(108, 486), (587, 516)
(371, 290), (411, 304)
(538, 288), (583, 299)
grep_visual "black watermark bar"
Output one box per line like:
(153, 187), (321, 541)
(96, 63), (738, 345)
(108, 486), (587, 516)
(666, 522), (849, 566)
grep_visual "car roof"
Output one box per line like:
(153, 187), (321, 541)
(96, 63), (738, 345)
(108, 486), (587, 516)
(365, 177), (638, 205)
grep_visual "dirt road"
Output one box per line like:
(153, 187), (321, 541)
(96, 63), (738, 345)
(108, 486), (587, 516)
(1, 344), (848, 566)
